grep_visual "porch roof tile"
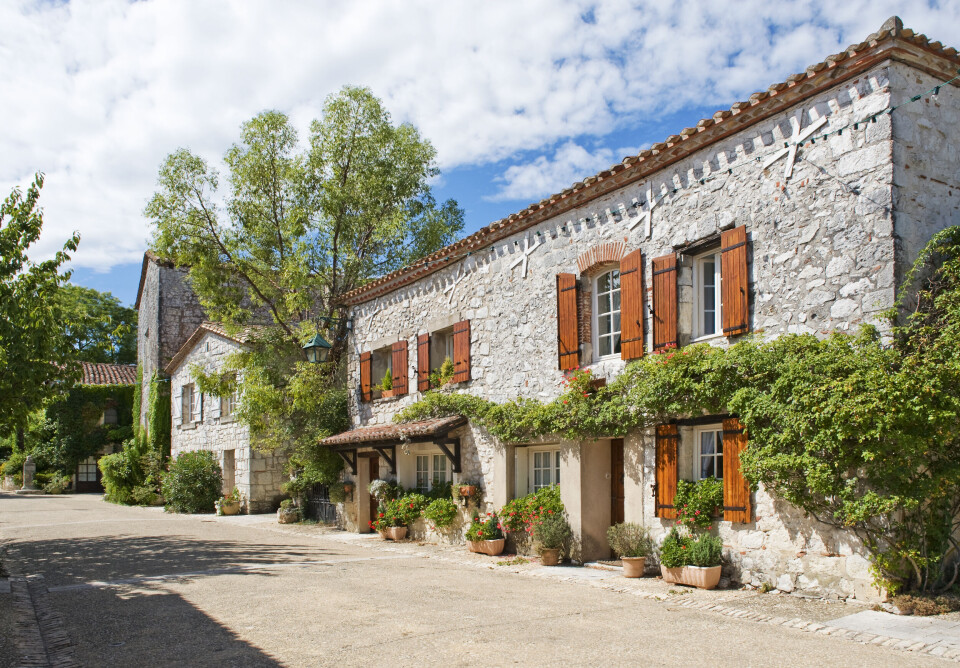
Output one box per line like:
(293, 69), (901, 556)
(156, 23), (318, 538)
(322, 415), (466, 447)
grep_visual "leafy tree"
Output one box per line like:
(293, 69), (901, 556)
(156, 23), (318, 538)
(58, 284), (137, 364)
(146, 87), (463, 478)
(0, 174), (80, 449)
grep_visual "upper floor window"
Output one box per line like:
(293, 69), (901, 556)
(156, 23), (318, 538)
(182, 383), (200, 426)
(694, 252), (722, 339)
(593, 269), (621, 358)
(221, 376), (238, 420)
(696, 426), (723, 480)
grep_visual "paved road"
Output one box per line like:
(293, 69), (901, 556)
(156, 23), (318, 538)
(0, 493), (948, 667)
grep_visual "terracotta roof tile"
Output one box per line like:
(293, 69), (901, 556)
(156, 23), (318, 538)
(80, 362), (137, 386)
(322, 416), (466, 447)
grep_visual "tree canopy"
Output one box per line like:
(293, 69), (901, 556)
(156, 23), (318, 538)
(146, 86), (464, 477)
(58, 284), (137, 364)
(0, 174), (80, 443)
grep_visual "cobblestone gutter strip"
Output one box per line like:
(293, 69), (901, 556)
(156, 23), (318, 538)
(11, 575), (79, 668)
(310, 529), (960, 664)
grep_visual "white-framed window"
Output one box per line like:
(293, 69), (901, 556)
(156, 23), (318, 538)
(220, 374), (238, 421)
(181, 383), (201, 426)
(532, 449), (561, 490)
(694, 252), (722, 339)
(415, 453), (449, 492)
(695, 425), (724, 480)
(593, 269), (621, 359)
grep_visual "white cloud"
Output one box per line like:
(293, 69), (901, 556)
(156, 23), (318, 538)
(1, 0), (958, 270)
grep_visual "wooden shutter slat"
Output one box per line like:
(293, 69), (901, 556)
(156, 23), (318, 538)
(417, 333), (430, 392)
(556, 273), (580, 370)
(391, 341), (408, 396)
(620, 249), (644, 361)
(652, 254), (678, 351)
(723, 417), (752, 523)
(655, 424), (679, 519)
(453, 320), (471, 383)
(721, 225), (750, 336)
(360, 351), (372, 402)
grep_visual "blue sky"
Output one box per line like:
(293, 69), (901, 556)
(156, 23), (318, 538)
(4, 1), (959, 307)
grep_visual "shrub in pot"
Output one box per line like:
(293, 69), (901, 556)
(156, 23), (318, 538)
(424, 498), (459, 533)
(215, 487), (243, 515)
(277, 498), (300, 523)
(659, 528), (723, 589)
(534, 512), (571, 566)
(467, 512), (506, 555)
(162, 451), (222, 514)
(607, 523), (654, 577)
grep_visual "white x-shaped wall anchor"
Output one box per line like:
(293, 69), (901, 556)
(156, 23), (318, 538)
(761, 110), (828, 179)
(509, 235), (542, 279)
(628, 185), (658, 239)
(444, 265), (467, 304)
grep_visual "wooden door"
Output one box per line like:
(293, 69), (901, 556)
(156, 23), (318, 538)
(611, 439), (624, 526)
(369, 456), (380, 526)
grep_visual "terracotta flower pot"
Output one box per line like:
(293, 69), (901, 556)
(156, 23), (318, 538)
(660, 565), (685, 583)
(540, 548), (561, 566)
(459, 485), (476, 498)
(386, 526), (408, 541)
(219, 500), (241, 516)
(621, 556), (646, 578)
(682, 565), (722, 590)
(343, 483), (354, 494)
(468, 539), (505, 556)
(377, 530), (389, 540)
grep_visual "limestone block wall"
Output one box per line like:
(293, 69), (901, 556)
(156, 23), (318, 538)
(169, 331), (287, 513)
(891, 62), (960, 291)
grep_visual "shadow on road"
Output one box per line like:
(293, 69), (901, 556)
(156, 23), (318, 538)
(8, 533), (338, 585)
(55, 584), (283, 667)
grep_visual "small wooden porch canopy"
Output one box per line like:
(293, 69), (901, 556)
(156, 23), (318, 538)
(321, 416), (467, 476)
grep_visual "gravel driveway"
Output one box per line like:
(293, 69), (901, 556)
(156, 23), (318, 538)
(0, 493), (949, 667)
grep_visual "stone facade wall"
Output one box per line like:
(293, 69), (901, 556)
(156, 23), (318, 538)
(136, 258), (206, 430)
(169, 331), (287, 513)
(890, 62), (960, 293)
(340, 60), (957, 600)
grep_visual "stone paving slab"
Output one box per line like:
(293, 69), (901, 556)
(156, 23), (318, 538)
(826, 610), (960, 648)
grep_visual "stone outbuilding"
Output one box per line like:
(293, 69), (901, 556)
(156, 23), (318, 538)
(165, 322), (287, 513)
(322, 17), (960, 601)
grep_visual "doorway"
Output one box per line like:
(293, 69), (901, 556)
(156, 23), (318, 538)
(610, 439), (624, 526)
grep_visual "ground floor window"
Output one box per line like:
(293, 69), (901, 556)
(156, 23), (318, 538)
(532, 449), (560, 490)
(415, 453), (448, 492)
(696, 426), (723, 479)
(77, 456), (98, 482)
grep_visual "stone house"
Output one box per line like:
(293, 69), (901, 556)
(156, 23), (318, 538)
(73, 362), (138, 492)
(321, 17), (960, 600)
(135, 251), (207, 436)
(165, 322), (287, 513)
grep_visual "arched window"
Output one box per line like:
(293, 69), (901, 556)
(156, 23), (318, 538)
(593, 269), (621, 358)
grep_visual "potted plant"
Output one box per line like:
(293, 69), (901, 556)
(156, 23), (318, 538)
(533, 512), (571, 566)
(215, 487), (242, 516)
(424, 497), (459, 533)
(674, 478), (723, 531)
(377, 369), (397, 398)
(343, 481), (355, 495)
(606, 522), (654, 577)
(277, 498), (300, 524)
(659, 528), (724, 589)
(466, 512), (505, 555)
(430, 357), (456, 389)
(373, 494), (426, 540)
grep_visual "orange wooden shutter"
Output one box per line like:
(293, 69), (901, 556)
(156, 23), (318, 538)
(652, 254), (678, 351)
(722, 417), (752, 523)
(453, 320), (471, 383)
(620, 249), (644, 361)
(417, 333), (430, 392)
(721, 225), (750, 337)
(655, 424), (679, 519)
(556, 273), (580, 370)
(359, 351), (372, 402)
(391, 340), (408, 396)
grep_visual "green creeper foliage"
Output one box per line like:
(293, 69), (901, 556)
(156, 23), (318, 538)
(0, 174), (80, 441)
(423, 498), (459, 531)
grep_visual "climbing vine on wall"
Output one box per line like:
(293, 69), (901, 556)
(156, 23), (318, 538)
(395, 227), (960, 595)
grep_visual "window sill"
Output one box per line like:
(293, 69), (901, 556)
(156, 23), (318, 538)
(180, 423), (197, 431)
(220, 416), (236, 424)
(691, 333), (725, 344)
